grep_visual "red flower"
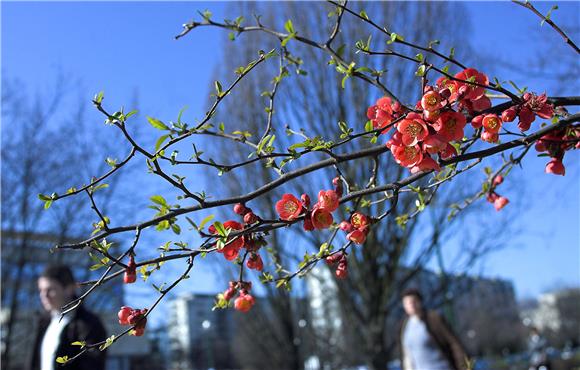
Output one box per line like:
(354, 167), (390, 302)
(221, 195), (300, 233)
(440, 143), (457, 160)
(217, 221), (244, 261)
(243, 212), (258, 224)
(523, 93), (554, 119)
(224, 286), (237, 301)
(410, 156), (441, 174)
(393, 144), (424, 168)
(501, 107), (517, 123)
(455, 68), (489, 100)
(350, 212), (369, 229)
(123, 256), (137, 284)
(545, 158), (565, 176)
(481, 131), (499, 143)
(275, 194), (303, 221)
(317, 190), (340, 212)
(486, 192), (499, 203)
(311, 207), (334, 229)
(234, 293), (255, 313)
(517, 107), (535, 131)
(347, 229), (367, 245)
(494, 196), (509, 211)
(422, 134), (447, 154)
(367, 97), (394, 132)
(471, 115), (484, 129)
(246, 253), (264, 271)
(421, 91), (446, 112)
(221, 244), (240, 261)
(470, 95), (492, 112)
(433, 111), (466, 142)
(437, 77), (460, 102)
(339, 221), (354, 232)
(118, 307), (148, 336)
(233, 203), (248, 215)
(492, 175), (504, 186)
(386, 131), (403, 151)
(482, 114), (502, 134)
(397, 113), (429, 146)
(118, 306), (133, 325)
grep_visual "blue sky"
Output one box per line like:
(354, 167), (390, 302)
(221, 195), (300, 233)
(2, 2), (578, 324)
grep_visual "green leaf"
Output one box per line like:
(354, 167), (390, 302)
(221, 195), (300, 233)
(105, 157), (118, 167)
(228, 32), (235, 41)
(214, 80), (223, 97)
(541, 5), (558, 26)
(71, 341), (86, 348)
(93, 91), (104, 104)
(56, 356), (69, 364)
(415, 65), (426, 77)
(38, 193), (51, 201)
(99, 335), (115, 351)
(150, 195), (168, 206)
(155, 135), (170, 152)
(364, 120), (373, 132)
(341, 75), (349, 89)
(198, 214), (215, 230)
(147, 116), (169, 130)
(213, 221), (226, 237)
(387, 32), (403, 44)
(284, 19), (295, 34)
(281, 35), (293, 47)
(359, 10), (369, 20)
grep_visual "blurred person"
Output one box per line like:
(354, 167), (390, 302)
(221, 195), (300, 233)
(27, 264), (107, 370)
(398, 288), (469, 370)
(527, 326), (551, 370)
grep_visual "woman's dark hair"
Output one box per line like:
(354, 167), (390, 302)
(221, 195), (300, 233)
(401, 288), (423, 302)
(40, 264), (76, 287)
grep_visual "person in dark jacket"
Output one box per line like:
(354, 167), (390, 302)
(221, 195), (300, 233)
(28, 264), (107, 370)
(398, 288), (469, 370)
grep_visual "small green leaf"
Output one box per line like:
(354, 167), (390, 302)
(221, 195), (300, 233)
(38, 194), (51, 201)
(284, 19), (295, 34)
(93, 91), (104, 104)
(150, 195), (168, 206)
(99, 335), (115, 351)
(147, 116), (169, 130)
(155, 135), (170, 152)
(71, 341), (86, 348)
(56, 356), (69, 364)
(359, 10), (369, 20)
(198, 214), (215, 230)
(213, 221), (226, 237)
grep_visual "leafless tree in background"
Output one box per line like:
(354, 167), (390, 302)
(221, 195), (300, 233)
(1, 76), (139, 369)
(204, 2), (512, 369)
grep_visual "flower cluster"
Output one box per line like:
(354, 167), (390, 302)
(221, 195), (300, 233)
(275, 177), (343, 231)
(325, 252), (348, 279)
(535, 126), (579, 176)
(223, 281), (255, 313)
(486, 175), (509, 211)
(118, 306), (148, 336)
(369, 68), (560, 174)
(472, 92), (555, 143)
(209, 203), (267, 266)
(378, 68), (492, 173)
(339, 211), (371, 245)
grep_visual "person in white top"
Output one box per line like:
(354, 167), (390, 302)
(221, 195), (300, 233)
(398, 288), (469, 370)
(27, 265), (107, 370)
